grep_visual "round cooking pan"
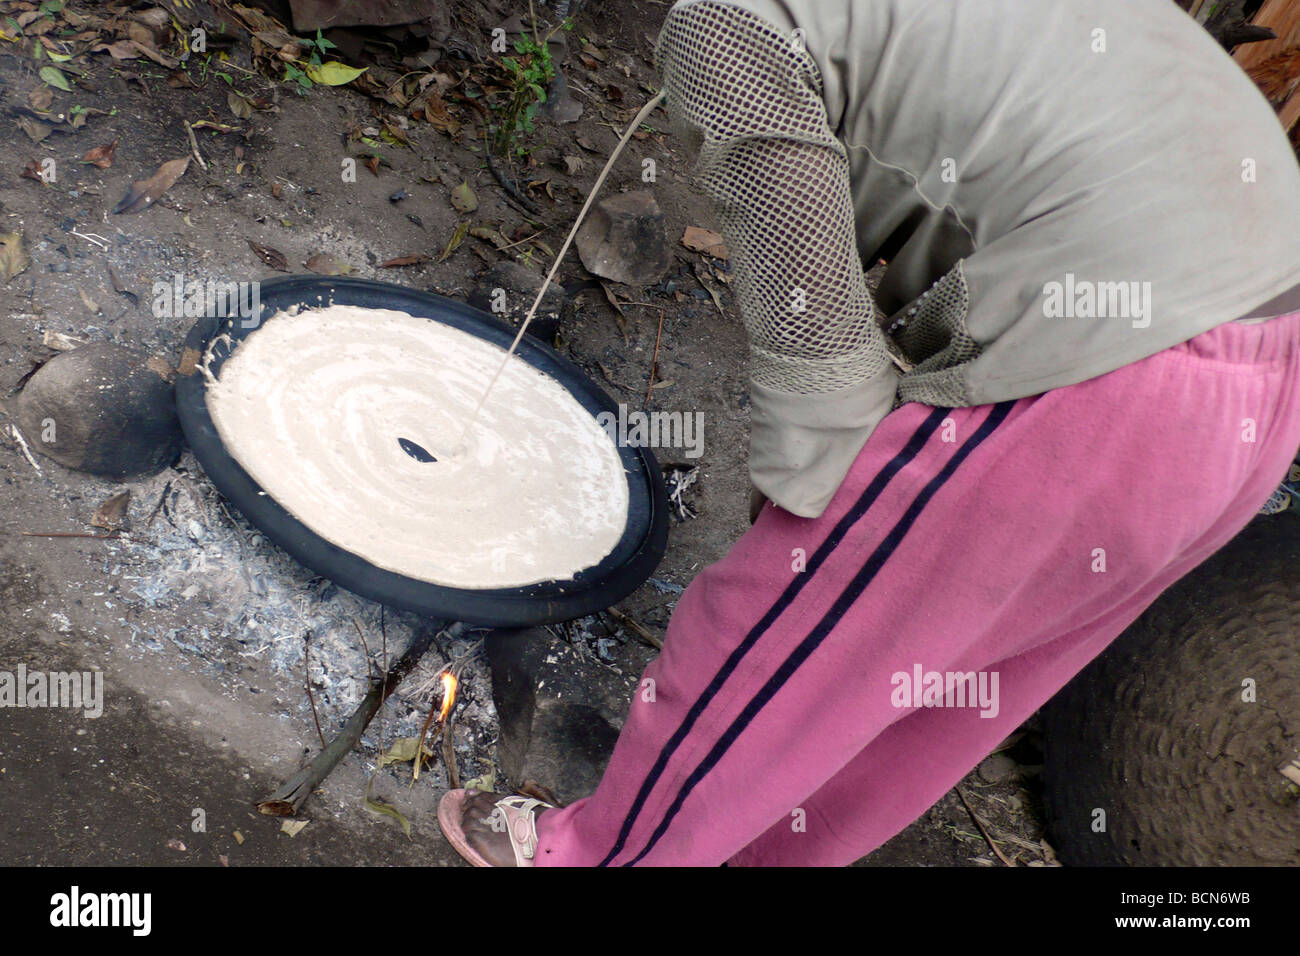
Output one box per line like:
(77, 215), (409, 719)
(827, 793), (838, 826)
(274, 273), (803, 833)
(174, 276), (669, 627)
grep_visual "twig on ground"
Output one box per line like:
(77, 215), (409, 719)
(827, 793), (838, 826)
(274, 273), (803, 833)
(20, 530), (123, 540)
(8, 424), (42, 476)
(256, 621), (446, 816)
(607, 605), (663, 650)
(956, 785), (1016, 867)
(183, 120), (207, 171)
(442, 713), (460, 789)
(644, 307), (665, 407)
(303, 631), (326, 751)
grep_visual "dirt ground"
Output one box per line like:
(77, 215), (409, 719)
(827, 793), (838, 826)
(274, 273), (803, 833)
(0, 0), (1056, 866)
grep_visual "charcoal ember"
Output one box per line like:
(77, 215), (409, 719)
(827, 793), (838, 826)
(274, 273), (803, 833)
(14, 343), (182, 480)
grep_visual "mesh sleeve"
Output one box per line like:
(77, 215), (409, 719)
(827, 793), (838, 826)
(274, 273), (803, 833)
(654, 0), (893, 396)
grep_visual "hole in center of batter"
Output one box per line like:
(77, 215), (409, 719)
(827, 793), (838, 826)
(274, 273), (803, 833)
(398, 437), (437, 463)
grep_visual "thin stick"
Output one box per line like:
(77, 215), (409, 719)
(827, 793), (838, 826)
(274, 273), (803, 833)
(256, 621), (445, 816)
(644, 308), (665, 407)
(442, 713), (460, 789)
(183, 121), (208, 171)
(303, 632), (326, 751)
(457, 90), (667, 450)
(8, 424), (42, 476)
(21, 530), (122, 540)
(956, 785), (1015, 867)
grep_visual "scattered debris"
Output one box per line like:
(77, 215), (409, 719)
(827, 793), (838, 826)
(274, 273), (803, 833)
(0, 232), (31, 283)
(681, 225), (728, 260)
(248, 240), (290, 272)
(81, 139), (119, 169)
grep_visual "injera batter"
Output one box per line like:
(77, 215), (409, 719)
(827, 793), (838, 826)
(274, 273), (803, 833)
(204, 305), (629, 589)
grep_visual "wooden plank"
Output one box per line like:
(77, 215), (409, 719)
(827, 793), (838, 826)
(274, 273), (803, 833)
(1234, 0), (1300, 72)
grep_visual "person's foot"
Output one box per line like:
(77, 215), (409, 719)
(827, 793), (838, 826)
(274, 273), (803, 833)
(457, 790), (553, 867)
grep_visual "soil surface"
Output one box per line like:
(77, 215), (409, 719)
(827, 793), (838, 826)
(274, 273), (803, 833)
(0, 0), (1055, 867)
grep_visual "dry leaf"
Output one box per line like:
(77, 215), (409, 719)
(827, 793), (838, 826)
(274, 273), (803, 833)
(20, 160), (44, 182)
(450, 181), (477, 212)
(0, 233), (32, 284)
(304, 253), (349, 275)
(28, 86), (53, 111)
(468, 226), (510, 249)
(130, 39), (178, 68)
(377, 737), (434, 768)
(279, 819), (309, 838)
(562, 154), (584, 176)
(379, 254), (430, 267)
(42, 330), (86, 351)
(17, 116), (56, 143)
(81, 138), (118, 169)
(682, 226), (728, 260)
(113, 156), (189, 214)
(248, 240), (288, 272)
(91, 40), (139, 60)
(363, 155), (380, 176)
(439, 220), (470, 262)
(91, 490), (130, 531)
(227, 90), (252, 120)
(78, 288), (100, 314)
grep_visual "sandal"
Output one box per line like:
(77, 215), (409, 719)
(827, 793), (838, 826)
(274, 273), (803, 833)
(438, 789), (555, 867)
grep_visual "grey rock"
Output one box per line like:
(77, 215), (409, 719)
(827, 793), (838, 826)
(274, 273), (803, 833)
(575, 191), (671, 287)
(977, 753), (1019, 785)
(15, 343), (182, 480)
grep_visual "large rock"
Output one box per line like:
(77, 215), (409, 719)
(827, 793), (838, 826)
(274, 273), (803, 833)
(575, 191), (672, 287)
(486, 628), (622, 806)
(468, 260), (569, 345)
(15, 343), (182, 480)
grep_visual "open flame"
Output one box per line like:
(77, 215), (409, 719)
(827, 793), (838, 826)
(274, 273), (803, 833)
(437, 671), (458, 723)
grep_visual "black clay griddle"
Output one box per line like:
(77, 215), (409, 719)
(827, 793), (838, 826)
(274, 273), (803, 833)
(174, 276), (668, 627)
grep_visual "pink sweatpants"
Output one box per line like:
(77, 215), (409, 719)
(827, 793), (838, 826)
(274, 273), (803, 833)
(536, 311), (1300, 866)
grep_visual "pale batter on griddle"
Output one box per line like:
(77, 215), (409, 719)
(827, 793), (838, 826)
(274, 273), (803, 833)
(205, 305), (629, 589)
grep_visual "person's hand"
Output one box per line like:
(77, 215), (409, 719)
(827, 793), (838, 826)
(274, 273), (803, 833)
(749, 486), (768, 525)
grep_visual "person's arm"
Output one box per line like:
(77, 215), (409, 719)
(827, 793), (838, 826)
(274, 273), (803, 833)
(655, 0), (898, 518)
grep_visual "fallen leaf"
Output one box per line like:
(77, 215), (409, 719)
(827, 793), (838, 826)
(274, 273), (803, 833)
(38, 66), (71, 92)
(20, 159), (44, 182)
(247, 240), (288, 272)
(305, 61), (366, 86)
(468, 226), (510, 249)
(562, 154), (584, 176)
(581, 42), (607, 62)
(166, 71), (197, 88)
(112, 156), (189, 214)
(682, 226), (728, 260)
(28, 86), (53, 111)
(16, 116), (55, 143)
(362, 787), (411, 839)
(78, 288), (100, 314)
(81, 138), (118, 169)
(651, 378), (675, 389)
(305, 253), (350, 275)
(363, 155), (380, 176)
(439, 220), (470, 261)
(227, 90), (252, 120)
(91, 39), (140, 60)
(279, 819), (309, 838)
(0, 233), (32, 283)
(450, 181), (477, 212)
(130, 39), (178, 68)
(377, 737), (434, 768)
(91, 490), (130, 531)
(576, 134), (599, 152)
(378, 254), (430, 268)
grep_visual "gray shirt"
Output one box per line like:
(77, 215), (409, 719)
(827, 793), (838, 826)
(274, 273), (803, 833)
(655, 0), (1300, 517)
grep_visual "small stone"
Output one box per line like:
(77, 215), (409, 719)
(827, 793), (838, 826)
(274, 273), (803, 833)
(575, 191), (672, 287)
(977, 753), (1019, 784)
(14, 343), (183, 480)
